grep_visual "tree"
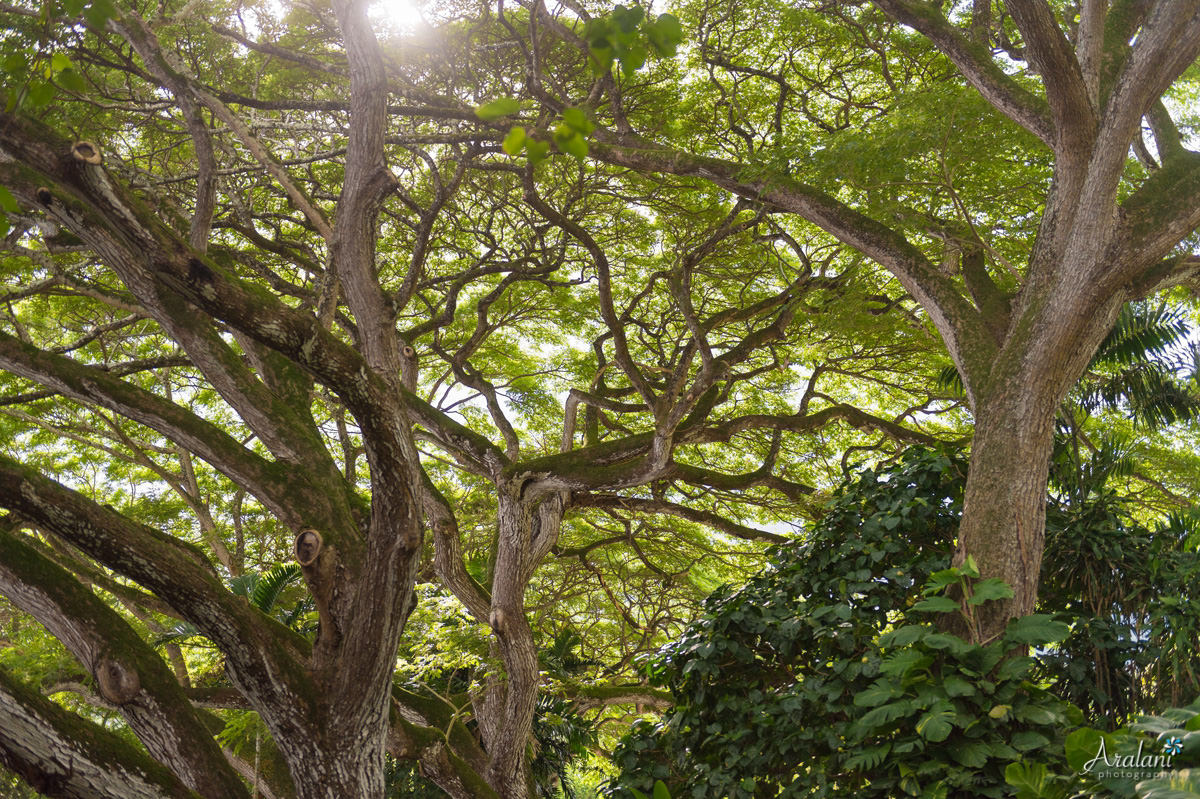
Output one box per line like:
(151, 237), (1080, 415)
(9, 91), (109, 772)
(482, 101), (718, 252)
(463, 0), (1200, 638)
(0, 0), (962, 796)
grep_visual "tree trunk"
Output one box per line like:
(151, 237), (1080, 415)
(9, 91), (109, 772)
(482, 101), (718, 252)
(953, 390), (1057, 641)
(273, 729), (386, 799)
(955, 281), (1124, 642)
(475, 484), (565, 799)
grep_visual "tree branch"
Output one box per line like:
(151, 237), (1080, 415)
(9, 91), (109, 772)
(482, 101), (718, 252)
(585, 129), (995, 389)
(0, 528), (249, 799)
(0, 457), (311, 717)
(871, 0), (1055, 145)
(571, 494), (787, 543)
(0, 667), (205, 799)
(1003, 0), (1096, 141)
(0, 330), (322, 530)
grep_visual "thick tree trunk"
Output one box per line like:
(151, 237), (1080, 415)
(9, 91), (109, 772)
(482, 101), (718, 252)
(272, 731), (386, 799)
(955, 279), (1124, 642)
(480, 614), (540, 799)
(475, 485), (566, 799)
(477, 491), (540, 799)
(953, 391), (1058, 641)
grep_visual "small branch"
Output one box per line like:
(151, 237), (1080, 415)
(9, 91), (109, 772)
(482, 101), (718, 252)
(571, 494), (787, 543)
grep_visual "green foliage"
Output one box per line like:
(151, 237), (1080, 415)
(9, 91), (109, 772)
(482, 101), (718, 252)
(249, 564), (304, 617)
(532, 695), (600, 799)
(0, 0), (118, 114)
(583, 6), (683, 77)
(154, 564), (313, 649)
(1008, 699), (1200, 798)
(1041, 437), (1200, 724)
(606, 446), (1199, 797)
(486, 4), (682, 164)
(1078, 303), (1200, 429)
(629, 780), (672, 799)
(606, 448), (985, 797)
(475, 97), (523, 121)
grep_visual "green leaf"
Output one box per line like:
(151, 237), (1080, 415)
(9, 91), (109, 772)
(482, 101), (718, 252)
(1065, 728), (1105, 772)
(501, 126), (527, 155)
(843, 742), (891, 771)
(1011, 730), (1051, 752)
(475, 97), (521, 121)
(652, 780), (670, 799)
(854, 679), (899, 707)
(49, 53), (74, 75)
(856, 699), (913, 729)
(57, 68), (88, 94)
(878, 624), (930, 647)
(922, 632), (961, 649)
(2, 51), (26, 78)
(916, 703), (955, 742)
(588, 47), (615, 76)
(645, 13), (684, 56)
(1004, 614), (1070, 645)
(925, 567), (961, 592)
(561, 107), (594, 136)
(967, 578), (1014, 605)
(0, 186), (19, 214)
(83, 0), (119, 26)
(610, 4), (644, 33)
(59, 0), (88, 15)
(949, 739), (991, 768)
(911, 596), (960, 613)
(250, 564), (302, 614)
(961, 554), (980, 577)
(1015, 705), (1060, 726)
(880, 648), (932, 677)
(25, 81), (57, 109)
(1004, 761), (1047, 799)
(583, 16), (613, 46)
(525, 139), (550, 165)
(552, 125), (588, 159)
(995, 655), (1035, 681)
(619, 43), (647, 75)
(942, 675), (976, 697)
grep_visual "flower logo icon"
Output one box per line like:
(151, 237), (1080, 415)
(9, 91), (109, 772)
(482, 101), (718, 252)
(1163, 736), (1183, 756)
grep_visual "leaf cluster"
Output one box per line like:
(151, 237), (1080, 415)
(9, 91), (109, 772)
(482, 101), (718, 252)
(605, 447), (970, 797)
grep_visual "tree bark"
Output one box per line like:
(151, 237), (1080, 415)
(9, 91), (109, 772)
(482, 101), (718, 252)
(953, 391), (1058, 637)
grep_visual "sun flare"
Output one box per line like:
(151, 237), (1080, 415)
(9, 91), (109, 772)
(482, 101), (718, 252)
(370, 0), (427, 35)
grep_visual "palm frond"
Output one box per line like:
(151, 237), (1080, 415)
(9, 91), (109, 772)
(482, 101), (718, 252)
(251, 564), (303, 614)
(227, 572), (259, 599)
(1080, 362), (1200, 428)
(935, 365), (964, 398)
(1092, 303), (1190, 368)
(153, 621), (205, 648)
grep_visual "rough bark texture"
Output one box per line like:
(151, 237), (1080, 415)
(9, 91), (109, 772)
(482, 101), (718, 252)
(0, 668), (203, 799)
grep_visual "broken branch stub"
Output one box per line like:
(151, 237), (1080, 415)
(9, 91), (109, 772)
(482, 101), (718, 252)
(95, 655), (140, 704)
(293, 528), (323, 566)
(71, 141), (102, 165)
